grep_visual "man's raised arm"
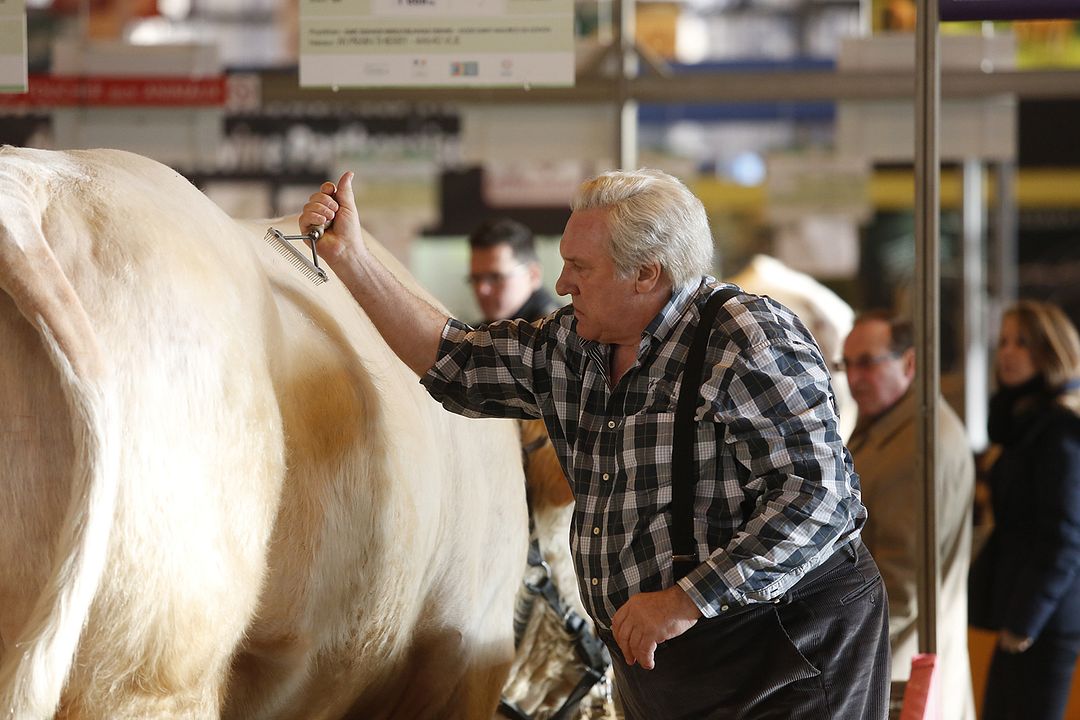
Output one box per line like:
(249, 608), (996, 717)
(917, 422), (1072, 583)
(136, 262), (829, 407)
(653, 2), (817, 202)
(300, 171), (449, 377)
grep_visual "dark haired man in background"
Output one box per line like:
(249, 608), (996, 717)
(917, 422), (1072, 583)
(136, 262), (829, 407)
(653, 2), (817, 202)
(467, 218), (559, 323)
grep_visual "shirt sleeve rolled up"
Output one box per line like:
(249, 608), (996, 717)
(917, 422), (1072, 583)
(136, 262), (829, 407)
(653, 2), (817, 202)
(421, 316), (549, 421)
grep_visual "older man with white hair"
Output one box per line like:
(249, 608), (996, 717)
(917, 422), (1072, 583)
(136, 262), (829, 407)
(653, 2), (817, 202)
(300, 168), (889, 719)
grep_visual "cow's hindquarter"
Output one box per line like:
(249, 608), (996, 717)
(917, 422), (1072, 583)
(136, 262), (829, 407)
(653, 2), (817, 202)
(226, 235), (528, 720)
(70, 153), (288, 717)
(0, 148), (288, 718)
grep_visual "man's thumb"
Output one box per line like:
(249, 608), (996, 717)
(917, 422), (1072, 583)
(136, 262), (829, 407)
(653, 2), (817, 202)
(336, 171), (356, 210)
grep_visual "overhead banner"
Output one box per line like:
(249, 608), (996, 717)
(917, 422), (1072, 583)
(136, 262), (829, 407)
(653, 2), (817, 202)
(0, 76), (226, 107)
(300, 0), (574, 88)
(941, 0), (1080, 21)
(0, 0), (27, 93)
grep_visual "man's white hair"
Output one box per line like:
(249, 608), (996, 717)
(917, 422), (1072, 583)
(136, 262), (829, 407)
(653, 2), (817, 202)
(570, 168), (714, 288)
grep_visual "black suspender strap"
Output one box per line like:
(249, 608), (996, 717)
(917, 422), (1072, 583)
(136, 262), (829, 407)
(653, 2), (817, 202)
(671, 286), (740, 581)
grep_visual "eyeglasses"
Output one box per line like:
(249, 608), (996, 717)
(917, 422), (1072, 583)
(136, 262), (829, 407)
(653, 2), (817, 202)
(834, 352), (900, 373)
(465, 264), (526, 287)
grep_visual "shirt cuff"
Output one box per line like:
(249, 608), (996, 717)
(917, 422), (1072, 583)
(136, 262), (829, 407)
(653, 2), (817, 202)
(676, 556), (745, 619)
(421, 317), (471, 386)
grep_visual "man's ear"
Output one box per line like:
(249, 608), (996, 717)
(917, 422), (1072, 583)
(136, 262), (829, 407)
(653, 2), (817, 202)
(635, 260), (664, 293)
(527, 261), (543, 290)
(901, 347), (916, 380)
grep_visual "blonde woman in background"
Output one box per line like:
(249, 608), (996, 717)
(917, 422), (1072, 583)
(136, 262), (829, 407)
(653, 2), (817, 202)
(970, 299), (1080, 720)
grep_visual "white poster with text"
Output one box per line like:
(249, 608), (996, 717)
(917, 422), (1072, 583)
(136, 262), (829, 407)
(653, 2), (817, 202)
(300, 0), (574, 88)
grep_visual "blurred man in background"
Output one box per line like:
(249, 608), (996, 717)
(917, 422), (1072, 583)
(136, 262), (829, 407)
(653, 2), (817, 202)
(844, 311), (976, 720)
(467, 218), (559, 323)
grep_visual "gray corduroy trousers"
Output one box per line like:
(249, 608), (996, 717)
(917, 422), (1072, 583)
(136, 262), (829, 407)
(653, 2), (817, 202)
(606, 539), (891, 720)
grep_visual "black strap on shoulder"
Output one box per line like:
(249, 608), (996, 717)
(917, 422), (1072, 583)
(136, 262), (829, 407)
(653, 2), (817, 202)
(671, 286), (740, 581)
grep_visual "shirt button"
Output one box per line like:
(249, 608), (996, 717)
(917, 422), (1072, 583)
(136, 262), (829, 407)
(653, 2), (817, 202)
(721, 604), (729, 612)
(602, 473), (610, 481)
(607, 420), (616, 428)
(592, 578), (599, 586)
(593, 527), (600, 535)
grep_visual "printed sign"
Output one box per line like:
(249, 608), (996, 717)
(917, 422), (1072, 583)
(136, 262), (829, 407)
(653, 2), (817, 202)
(0, 76), (226, 107)
(0, 0), (27, 93)
(765, 153), (872, 224)
(299, 0), (574, 88)
(941, 0), (1080, 21)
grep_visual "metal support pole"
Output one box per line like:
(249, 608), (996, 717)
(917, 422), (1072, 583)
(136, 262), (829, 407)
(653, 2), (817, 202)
(915, 0), (941, 657)
(860, 0), (875, 35)
(962, 159), (990, 451)
(597, 0), (614, 45)
(991, 161), (1019, 311)
(613, 0), (638, 170)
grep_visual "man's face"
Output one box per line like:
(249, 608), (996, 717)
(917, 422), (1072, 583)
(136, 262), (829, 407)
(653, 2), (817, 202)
(554, 208), (642, 345)
(469, 243), (540, 322)
(842, 319), (915, 421)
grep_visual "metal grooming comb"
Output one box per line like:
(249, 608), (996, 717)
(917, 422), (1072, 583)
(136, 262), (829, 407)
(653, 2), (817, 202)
(263, 227), (329, 285)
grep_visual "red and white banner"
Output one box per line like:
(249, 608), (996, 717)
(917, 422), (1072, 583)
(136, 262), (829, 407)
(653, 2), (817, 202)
(0, 75), (226, 107)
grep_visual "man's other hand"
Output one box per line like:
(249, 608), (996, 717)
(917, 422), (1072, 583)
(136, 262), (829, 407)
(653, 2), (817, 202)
(611, 585), (702, 670)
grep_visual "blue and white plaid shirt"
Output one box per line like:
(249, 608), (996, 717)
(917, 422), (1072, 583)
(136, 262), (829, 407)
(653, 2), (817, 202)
(421, 277), (865, 630)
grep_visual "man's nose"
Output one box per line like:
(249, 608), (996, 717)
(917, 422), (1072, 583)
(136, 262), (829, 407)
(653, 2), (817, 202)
(846, 366), (869, 380)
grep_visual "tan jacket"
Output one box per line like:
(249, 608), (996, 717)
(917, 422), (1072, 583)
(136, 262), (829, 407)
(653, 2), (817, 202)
(849, 390), (975, 720)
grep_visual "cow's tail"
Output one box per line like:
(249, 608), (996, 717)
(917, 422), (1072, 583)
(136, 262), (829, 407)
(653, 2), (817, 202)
(0, 195), (120, 718)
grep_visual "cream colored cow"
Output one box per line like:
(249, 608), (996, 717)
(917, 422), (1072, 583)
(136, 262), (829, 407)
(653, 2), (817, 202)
(0, 146), (528, 720)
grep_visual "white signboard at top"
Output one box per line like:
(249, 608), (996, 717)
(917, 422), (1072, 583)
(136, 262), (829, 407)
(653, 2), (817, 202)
(300, 0), (574, 88)
(0, 0), (27, 93)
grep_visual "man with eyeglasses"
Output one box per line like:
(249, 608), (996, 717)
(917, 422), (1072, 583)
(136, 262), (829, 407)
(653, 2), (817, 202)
(467, 218), (560, 324)
(843, 311), (976, 719)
